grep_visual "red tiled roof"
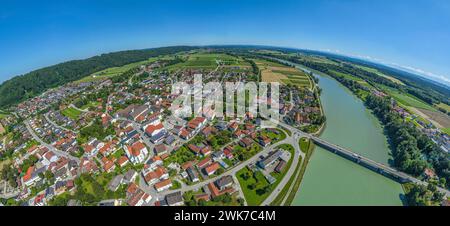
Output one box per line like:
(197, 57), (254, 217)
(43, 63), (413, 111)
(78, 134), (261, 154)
(204, 162), (220, 174)
(145, 123), (164, 135)
(154, 179), (172, 190)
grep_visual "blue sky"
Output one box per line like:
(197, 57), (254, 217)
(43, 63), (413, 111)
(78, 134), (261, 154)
(1, 0), (450, 85)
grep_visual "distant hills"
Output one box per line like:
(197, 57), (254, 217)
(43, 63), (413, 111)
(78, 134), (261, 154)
(1, 44), (448, 109)
(0, 46), (198, 108)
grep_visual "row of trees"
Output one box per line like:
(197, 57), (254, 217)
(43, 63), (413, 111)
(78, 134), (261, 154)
(366, 94), (449, 187)
(404, 183), (445, 206)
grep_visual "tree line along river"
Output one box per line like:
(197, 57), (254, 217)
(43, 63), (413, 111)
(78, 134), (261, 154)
(292, 68), (405, 206)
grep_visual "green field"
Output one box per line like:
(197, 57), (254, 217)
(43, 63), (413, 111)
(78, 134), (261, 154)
(443, 128), (450, 136)
(379, 85), (436, 111)
(80, 101), (100, 110)
(271, 69), (312, 89)
(355, 65), (405, 85)
(0, 109), (9, 119)
(166, 53), (249, 71)
(61, 107), (83, 119)
(76, 57), (161, 83)
(436, 103), (450, 112)
(236, 167), (271, 206)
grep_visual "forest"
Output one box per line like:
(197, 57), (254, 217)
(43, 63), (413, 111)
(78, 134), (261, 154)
(0, 46), (197, 108)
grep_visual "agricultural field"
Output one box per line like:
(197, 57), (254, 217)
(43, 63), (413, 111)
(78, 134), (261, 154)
(256, 59), (312, 89)
(165, 53), (250, 72)
(412, 108), (450, 129)
(378, 84), (436, 111)
(61, 107), (83, 120)
(355, 65), (405, 85)
(436, 103), (450, 112)
(76, 57), (162, 83)
(329, 70), (373, 89)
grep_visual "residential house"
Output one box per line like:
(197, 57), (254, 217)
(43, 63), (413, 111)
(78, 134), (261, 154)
(203, 162), (220, 176)
(125, 141), (148, 164)
(154, 179), (172, 192)
(165, 191), (184, 206)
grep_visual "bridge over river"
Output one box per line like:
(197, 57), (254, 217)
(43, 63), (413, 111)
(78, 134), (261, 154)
(311, 136), (450, 197)
(277, 122), (450, 197)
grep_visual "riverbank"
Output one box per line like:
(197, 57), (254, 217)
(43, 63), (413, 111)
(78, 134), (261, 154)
(292, 68), (404, 206)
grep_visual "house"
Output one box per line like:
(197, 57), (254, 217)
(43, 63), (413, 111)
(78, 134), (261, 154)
(179, 128), (192, 140)
(423, 168), (437, 179)
(42, 151), (58, 166)
(128, 105), (149, 121)
(33, 194), (46, 206)
(165, 191), (184, 206)
(207, 182), (235, 198)
(144, 166), (169, 185)
(45, 187), (55, 200)
(23, 166), (41, 187)
(102, 158), (116, 173)
(275, 160), (286, 173)
(258, 136), (271, 147)
(164, 135), (176, 146)
(215, 175), (234, 190)
(79, 158), (99, 174)
(203, 162), (220, 176)
(186, 167), (200, 183)
(200, 145), (212, 157)
(201, 126), (214, 137)
(127, 189), (152, 206)
(145, 123), (165, 138)
(55, 181), (67, 195)
(108, 175), (124, 191)
(154, 179), (172, 192)
(83, 144), (97, 157)
(195, 193), (210, 202)
(257, 150), (282, 169)
(118, 156), (129, 167)
(187, 117), (207, 132)
(239, 138), (253, 148)
(233, 130), (245, 139)
(67, 199), (82, 206)
(99, 142), (115, 157)
(228, 122), (238, 131)
(212, 150), (225, 161)
(123, 170), (138, 184)
(197, 157), (211, 169)
(145, 156), (163, 171)
(154, 144), (168, 156)
(125, 141), (148, 164)
(223, 148), (234, 159)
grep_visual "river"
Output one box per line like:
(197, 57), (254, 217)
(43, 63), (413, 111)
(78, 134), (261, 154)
(292, 72), (405, 206)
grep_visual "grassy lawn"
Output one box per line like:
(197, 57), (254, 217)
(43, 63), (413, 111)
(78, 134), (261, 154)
(236, 167), (270, 206)
(80, 101), (100, 110)
(299, 137), (311, 154)
(260, 128), (286, 143)
(165, 146), (196, 165)
(443, 128), (450, 136)
(61, 107), (82, 120)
